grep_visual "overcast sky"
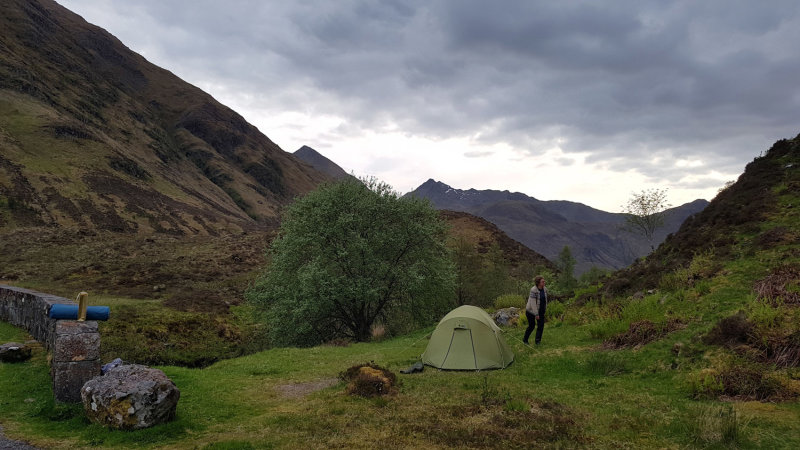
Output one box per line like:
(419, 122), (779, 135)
(60, 0), (800, 212)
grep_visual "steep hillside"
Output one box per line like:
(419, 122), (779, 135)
(603, 134), (800, 297)
(409, 179), (708, 273)
(0, 0), (329, 234)
(294, 146), (352, 180)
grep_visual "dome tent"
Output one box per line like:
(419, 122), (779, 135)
(422, 305), (514, 370)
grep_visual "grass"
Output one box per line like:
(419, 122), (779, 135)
(3, 261), (800, 449)
(3, 241), (799, 448)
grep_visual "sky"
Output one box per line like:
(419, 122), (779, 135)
(59, 0), (800, 212)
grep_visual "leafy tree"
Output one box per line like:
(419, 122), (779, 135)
(555, 245), (577, 292)
(579, 265), (610, 287)
(622, 188), (672, 250)
(452, 236), (483, 306)
(482, 242), (512, 304)
(247, 177), (455, 346)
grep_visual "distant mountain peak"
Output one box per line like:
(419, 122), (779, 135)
(293, 146), (351, 180)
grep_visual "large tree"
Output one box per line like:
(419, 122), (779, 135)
(247, 177), (455, 346)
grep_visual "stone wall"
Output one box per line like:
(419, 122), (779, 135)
(0, 284), (101, 402)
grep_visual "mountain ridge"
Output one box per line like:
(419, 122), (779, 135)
(409, 178), (709, 273)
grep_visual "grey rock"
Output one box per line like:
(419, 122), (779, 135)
(101, 358), (123, 375)
(81, 364), (180, 430)
(492, 307), (521, 327)
(400, 362), (424, 374)
(0, 342), (31, 363)
(0, 424), (41, 450)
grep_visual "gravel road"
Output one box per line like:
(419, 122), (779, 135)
(0, 425), (41, 450)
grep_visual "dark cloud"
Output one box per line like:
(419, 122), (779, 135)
(62, 0), (800, 185)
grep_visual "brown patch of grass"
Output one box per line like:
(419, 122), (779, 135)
(339, 362), (397, 398)
(703, 311), (753, 347)
(403, 400), (586, 448)
(704, 311), (800, 368)
(755, 226), (797, 250)
(163, 289), (233, 314)
(694, 359), (797, 402)
(761, 331), (800, 368)
(754, 265), (800, 305)
(274, 378), (338, 399)
(603, 319), (685, 349)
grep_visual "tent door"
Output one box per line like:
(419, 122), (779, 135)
(442, 328), (477, 370)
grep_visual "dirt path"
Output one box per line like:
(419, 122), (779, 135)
(0, 425), (41, 450)
(274, 378), (339, 398)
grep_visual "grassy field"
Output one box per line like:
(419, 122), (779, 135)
(2, 248), (800, 449)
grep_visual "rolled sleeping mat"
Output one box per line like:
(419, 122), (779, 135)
(48, 304), (110, 321)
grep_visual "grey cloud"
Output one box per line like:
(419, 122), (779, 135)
(62, 0), (800, 181)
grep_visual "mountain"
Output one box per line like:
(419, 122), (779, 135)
(0, 0), (330, 235)
(409, 179), (709, 273)
(294, 146), (352, 180)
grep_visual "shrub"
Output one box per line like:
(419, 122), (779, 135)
(660, 267), (692, 292)
(578, 266), (608, 287)
(546, 301), (565, 321)
(748, 300), (781, 329)
(690, 358), (793, 401)
(494, 294), (525, 310)
(688, 369), (724, 399)
(688, 248), (718, 279)
(620, 296), (664, 323)
(703, 312), (752, 347)
(587, 318), (627, 341)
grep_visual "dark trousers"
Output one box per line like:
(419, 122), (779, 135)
(523, 308), (545, 344)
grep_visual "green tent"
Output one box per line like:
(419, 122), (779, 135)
(422, 305), (514, 370)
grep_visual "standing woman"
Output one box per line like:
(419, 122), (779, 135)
(523, 276), (547, 345)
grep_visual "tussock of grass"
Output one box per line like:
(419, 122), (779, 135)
(585, 351), (629, 376)
(684, 404), (749, 447)
(603, 319), (685, 349)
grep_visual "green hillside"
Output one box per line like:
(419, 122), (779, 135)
(0, 0), (330, 234)
(1, 136), (798, 448)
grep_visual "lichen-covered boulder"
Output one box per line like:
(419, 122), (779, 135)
(0, 342), (32, 362)
(81, 364), (180, 430)
(492, 307), (521, 327)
